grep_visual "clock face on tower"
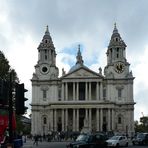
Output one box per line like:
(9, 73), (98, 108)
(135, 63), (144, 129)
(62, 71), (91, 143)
(40, 64), (49, 74)
(114, 62), (125, 73)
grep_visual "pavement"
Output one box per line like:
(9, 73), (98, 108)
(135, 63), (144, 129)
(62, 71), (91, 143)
(22, 139), (70, 148)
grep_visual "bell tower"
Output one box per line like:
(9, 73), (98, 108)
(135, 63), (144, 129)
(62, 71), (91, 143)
(32, 26), (59, 80)
(104, 24), (133, 78)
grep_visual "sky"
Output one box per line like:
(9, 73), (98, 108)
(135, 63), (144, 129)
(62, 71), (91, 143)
(0, 0), (148, 121)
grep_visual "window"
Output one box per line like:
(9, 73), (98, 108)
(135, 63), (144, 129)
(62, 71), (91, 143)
(103, 88), (106, 99)
(118, 89), (122, 98)
(43, 117), (47, 124)
(43, 90), (47, 99)
(116, 48), (119, 58)
(44, 50), (47, 60)
(58, 89), (61, 99)
(118, 117), (122, 124)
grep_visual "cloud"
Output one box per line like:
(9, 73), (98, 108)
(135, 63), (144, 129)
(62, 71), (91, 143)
(0, 0), (148, 120)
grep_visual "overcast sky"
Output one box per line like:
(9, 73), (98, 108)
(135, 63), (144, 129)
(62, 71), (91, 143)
(1, 0), (148, 121)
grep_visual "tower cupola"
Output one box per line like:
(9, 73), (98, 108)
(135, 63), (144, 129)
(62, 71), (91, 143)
(107, 24), (127, 64)
(37, 26), (56, 66)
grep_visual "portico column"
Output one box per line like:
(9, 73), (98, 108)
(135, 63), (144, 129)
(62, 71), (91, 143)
(50, 109), (53, 131)
(73, 109), (76, 131)
(100, 109), (103, 131)
(85, 108), (88, 129)
(65, 82), (68, 101)
(100, 83), (103, 100)
(85, 109), (88, 121)
(62, 109), (65, 131)
(89, 82), (91, 100)
(62, 83), (64, 101)
(96, 108), (99, 131)
(73, 82), (75, 101)
(54, 109), (57, 131)
(112, 109), (115, 130)
(85, 82), (88, 100)
(96, 82), (99, 100)
(108, 109), (111, 131)
(76, 109), (79, 131)
(89, 108), (92, 130)
(76, 82), (79, 101)
(65, 109), (68, 131)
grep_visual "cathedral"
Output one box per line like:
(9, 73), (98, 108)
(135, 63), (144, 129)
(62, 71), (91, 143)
(31, 25), (135, 137)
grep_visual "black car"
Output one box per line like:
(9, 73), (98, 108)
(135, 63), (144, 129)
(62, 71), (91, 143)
(132, 133), (148, 145)
(66, 133), (107, 148)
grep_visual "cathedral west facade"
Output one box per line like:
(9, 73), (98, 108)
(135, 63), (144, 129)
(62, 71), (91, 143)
(31, 25), (135, 137)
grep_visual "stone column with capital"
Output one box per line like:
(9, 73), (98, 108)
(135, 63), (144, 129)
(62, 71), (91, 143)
(73, 109), (76, 131)
(108, 109), (111, 131)
(62, 83), (64, 101)
(65, 83), (68, 101)
(73, 82), (75, 101)
(65, 109), (68, 131)
(62, 109), (65, 131)
(76, 109), (79, 131)
(89, 108), (92, 131)
(89, 82), (91, 100)
(96, 108), (99, 131)
(85, 82), (88, 100)
(100, 109), (103, 131)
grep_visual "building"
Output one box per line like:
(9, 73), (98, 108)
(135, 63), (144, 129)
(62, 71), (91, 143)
(31, 25), (135, 137)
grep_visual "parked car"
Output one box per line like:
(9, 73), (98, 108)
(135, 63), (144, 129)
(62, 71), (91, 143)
(132, 133), (148, 145)
(66, 133), (107, 148)
(106, 135), (128, 147)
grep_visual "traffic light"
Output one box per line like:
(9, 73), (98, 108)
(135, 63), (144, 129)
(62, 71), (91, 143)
(0, 79), (9, 105)
(15, 83), (28, 115)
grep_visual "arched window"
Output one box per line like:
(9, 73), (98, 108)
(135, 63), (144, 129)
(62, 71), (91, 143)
(118, 116), (122, 124)
(43, 117), (47, 124)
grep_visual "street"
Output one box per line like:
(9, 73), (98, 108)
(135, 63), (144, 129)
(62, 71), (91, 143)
(23, 139), (148, 148)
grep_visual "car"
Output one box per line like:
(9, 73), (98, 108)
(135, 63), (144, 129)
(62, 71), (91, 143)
(132, 133), (148, 145)
(106, 135), (128, 147)
(66, 133), (107, 148)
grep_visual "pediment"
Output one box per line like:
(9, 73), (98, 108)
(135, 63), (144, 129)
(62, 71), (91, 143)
(62, 67), (103, 79)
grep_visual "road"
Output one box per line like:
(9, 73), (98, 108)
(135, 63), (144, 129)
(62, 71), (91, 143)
(23, 139), (148, 148)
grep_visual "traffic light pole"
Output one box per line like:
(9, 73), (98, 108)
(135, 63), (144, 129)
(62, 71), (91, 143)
(8, 72), (13, 147)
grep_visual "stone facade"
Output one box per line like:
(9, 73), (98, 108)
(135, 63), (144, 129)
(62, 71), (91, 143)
(31, 25), (135, 137)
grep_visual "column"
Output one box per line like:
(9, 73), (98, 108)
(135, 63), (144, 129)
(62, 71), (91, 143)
(50, 109), (53, 131)
(76, 109), (79, 131)
(54, 109), (57, 131)
(65, 109), (68, 131)
(100, 83), (103, 100)
(31, 112), (35, 135)
(76, 82), (79, 101)
(89, 82), (91, 100)
(96, 82), (99, 100)
(73, 109), (76, 131)
(89, 108), (92, 130)
(85, 109), (88, 121)
(62, 83), (64, 101)
(65, 82), (68, 101)
(96, 108), (99, 131)
(62, 109), (65, 131)
(73, 82), (75, 101)
(100, 109), (103, 131)
(112, 109), (115, 131)
(108, 109), (111, 131)
(85, 82), (88, 100)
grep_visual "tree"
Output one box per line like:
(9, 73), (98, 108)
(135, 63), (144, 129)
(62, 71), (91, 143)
(0, 50), (19, 82)
(134, 116), (148, 133)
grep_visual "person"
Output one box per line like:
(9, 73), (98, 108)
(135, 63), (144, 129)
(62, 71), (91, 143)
(33, 135), (38, 146)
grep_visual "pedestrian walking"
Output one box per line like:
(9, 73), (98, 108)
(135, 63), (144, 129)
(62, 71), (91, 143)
(33, 135), (39, 146)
